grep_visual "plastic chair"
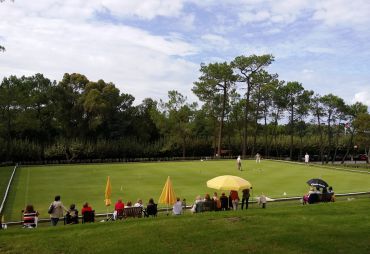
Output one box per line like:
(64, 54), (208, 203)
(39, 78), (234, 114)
(82, 210), (95, 223)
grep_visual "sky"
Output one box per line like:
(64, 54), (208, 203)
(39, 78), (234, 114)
(1, 0), (370, 108)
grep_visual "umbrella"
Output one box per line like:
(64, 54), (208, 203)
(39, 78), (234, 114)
(306, 178), (328, 188)
(158, 176), (177, 215)
(207, 175), (252, 191)
(104, 176), (112, 206)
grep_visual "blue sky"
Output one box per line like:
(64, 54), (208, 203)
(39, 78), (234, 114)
(1, 0), (370, 108)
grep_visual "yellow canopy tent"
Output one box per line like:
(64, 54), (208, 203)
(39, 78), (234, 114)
(206, 175), (252, 191)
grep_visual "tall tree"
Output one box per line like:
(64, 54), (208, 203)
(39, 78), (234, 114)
(320, 94), (345, 163)
(280, 81), (311, 160)
(231, 54), (274, 157)
(151, 90), (196, 157)
(53, 73), (89, 160)
(22, 74), (56, 160)
(342, 103), (368, 163)
(311, 95), (325, 163)
(353, 112), (370, 163)
(193, 62), (237, 156)
(249, 70), (278, 155)
(0, 76), (22, 160)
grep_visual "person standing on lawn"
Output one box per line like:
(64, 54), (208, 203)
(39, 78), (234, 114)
(49, 195), (67, 226)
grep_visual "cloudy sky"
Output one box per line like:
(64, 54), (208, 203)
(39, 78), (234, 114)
(1, 0), (370, 108)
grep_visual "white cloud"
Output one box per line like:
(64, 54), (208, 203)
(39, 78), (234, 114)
(0, 1), (198, 104)
(201, 34), (230, 50)
(312, 0), (370, 28)
(238, 10), (270, 24)
(98, 0), (185, 20)
(352, 91), (370, 108)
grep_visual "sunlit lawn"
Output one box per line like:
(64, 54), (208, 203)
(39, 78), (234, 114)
(1, 197), (369, 254)
(3, 160), (370, 221)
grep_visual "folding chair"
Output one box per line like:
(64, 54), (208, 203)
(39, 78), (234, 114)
(144, 204), (157, 217)
(82, 210), (95, 223)
(23, 212), (38, 228)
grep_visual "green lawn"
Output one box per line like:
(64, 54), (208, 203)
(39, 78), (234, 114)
(0, 166), (14, 201)
(3, 160), (370, 221)
(1, 196), (369, 254)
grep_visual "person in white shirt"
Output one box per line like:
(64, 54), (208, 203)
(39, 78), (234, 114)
(255, 153), (261, 163)
(172, 197), (183, 215)
(134, 199), (143, 207)
(237, 155), (242, 170)
(304, 153), (309, 164)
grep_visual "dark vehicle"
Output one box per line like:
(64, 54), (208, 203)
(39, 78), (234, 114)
(358, 154), (368, 161)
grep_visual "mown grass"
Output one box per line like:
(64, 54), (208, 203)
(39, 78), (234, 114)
(1, 196), (369, 254)
(3, 160), (370, 221)
(0, 166), (14, 201)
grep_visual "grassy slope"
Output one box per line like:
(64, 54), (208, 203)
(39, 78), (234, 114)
(0, 166), (13, 201)
(0, 197), (369, 254)
(3, 160), (370, 221)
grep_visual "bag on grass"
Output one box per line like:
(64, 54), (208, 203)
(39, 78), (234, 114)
(48, 203), (55, 214)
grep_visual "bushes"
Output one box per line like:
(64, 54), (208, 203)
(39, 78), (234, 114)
(0, 135), (363, 164)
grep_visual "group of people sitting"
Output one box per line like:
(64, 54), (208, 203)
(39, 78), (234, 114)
(22, 195), (160, 228)
(111, 198), (157, 219)
(189, 189), (252, 213)
(22, 189), (259, 228)
(303, 186), (335, 204)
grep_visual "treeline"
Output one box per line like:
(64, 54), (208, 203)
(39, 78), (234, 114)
(0, 54), (369, 164)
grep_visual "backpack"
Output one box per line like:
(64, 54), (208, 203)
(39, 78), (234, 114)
(48, 203), (55, 214)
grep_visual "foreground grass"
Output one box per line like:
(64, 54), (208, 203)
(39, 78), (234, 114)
(3, 160), (370, 221)
(1, 197), (369, 254)
(0, 166), (13, 200)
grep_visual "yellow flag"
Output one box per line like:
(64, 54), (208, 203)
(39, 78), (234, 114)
(158, 176), (177, 205)
(105, 176), (112, 206)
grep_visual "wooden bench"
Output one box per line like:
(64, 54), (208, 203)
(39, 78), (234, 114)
(124, 207), (143, 218)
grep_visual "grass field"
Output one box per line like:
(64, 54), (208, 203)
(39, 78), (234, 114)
(3, 160), (370, 221)
(0, 166), (14, 202)
(0, 196), (369, 254)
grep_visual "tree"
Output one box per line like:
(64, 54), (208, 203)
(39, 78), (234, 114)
(151, 90), (196, 157)
(311, 95), (325, 163)
(353, 112), (370, 163)
(133, 98), (160, 142)
(280, 81), (312, 160)
(320, 94), (345, 163)
(21, 74), (56, 160)
(0, 76), (22, 160)
(249, 70), (278, 155)
(53, 73), (89, 160)
(231, 54), (274, 158)
(342, 103), (368, 163)
(193, 62), (237, 156)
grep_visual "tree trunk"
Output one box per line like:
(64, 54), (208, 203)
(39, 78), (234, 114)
(289, 104), (294, 160)
(242, 79), (251, 159)
(217, 86), (227, 157)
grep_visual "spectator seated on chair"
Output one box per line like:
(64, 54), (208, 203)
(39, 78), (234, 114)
(113, 199), (125, 220)
(65, 204), (79, 224)
(82, 210), (95, 223)
(220, 193), (229, 211)
(308, 193), (319, 204)
(172, 197), (182, 215)
(190, 195), (203, 213)
(22, 205), (39, 228)
(81, 202), (94, 223)
(134, 199), (143, 208)
(144, 198), (157, 217)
